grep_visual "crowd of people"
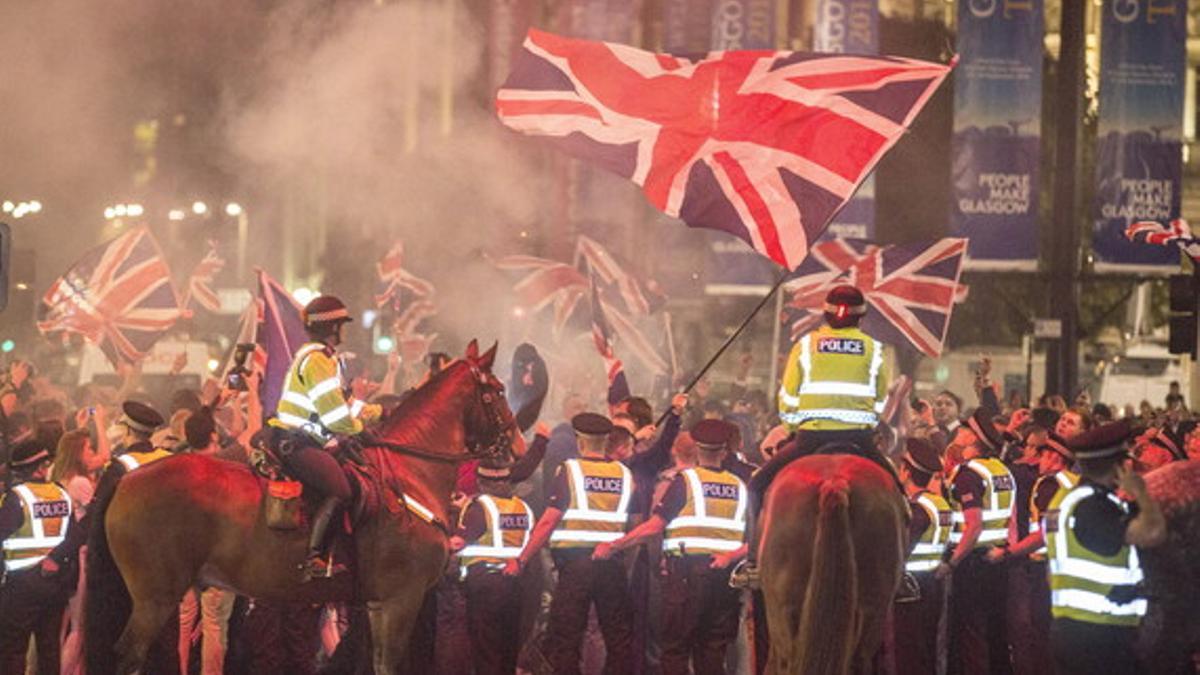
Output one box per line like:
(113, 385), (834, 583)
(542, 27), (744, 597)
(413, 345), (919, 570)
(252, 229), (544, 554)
(0, 290), (1194, 674)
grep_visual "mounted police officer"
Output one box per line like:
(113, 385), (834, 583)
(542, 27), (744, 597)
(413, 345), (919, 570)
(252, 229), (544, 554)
(732, 284), (897, 588)
(1044, 420), (1166, 675)
(268, 295), (381, 579)
(0, 439), (75, 674)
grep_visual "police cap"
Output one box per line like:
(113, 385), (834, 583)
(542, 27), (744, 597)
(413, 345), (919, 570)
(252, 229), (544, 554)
(903, 437), (942, 474)
(120, 401), (164, 435)
(1068, 420), (1132, 461)
(572, 412), (613, 437)
(967, 407), (1003, 454)
(1038, 432), (1073, 462)
(823, 285), (866, 316)
(691, 419), (734, 450)
(8, 439), (52, 469)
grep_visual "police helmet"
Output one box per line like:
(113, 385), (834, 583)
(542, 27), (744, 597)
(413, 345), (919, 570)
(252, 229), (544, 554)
(303, 296), (353, 335)
(823, 285), (866, 318)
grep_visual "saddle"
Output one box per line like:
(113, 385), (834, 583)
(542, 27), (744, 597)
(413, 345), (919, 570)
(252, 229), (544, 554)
(249, 433), (381, 530)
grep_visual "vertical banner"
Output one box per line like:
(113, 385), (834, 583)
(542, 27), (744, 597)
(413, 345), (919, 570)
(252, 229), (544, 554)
(813, 0), (878, 240)
(704, 0), (780, 295)
(1092, 0), (1186, 271)
(663, 0), (714, 53)
(949, 0), (1043, 269)
(486, 0), (536, 94)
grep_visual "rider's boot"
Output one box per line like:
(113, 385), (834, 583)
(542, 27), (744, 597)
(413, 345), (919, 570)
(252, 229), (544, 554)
(729, 492), (762, 590)
(301, 495), (348, 581)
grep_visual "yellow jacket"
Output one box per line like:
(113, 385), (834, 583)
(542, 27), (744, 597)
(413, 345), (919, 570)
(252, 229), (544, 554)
(271, 342), (382, 441)
(778, 325), (889, 431)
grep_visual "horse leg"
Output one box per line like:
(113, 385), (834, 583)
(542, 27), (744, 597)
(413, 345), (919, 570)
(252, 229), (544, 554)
(114, 597), (179, 675)
(368, 591), (428, 675)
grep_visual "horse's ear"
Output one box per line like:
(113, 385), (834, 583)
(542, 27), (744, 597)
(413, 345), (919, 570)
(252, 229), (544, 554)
(479, 342), (498, 371)
(465, 339), (480, 361)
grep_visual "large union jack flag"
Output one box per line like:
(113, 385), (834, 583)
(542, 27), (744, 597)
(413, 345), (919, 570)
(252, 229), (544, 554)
(497, 29), (954, 270)
(784, 238), (969, 357)
(38, 227), (182, 365)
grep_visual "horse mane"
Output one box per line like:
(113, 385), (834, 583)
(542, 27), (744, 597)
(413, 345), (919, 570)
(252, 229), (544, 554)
(376, 360), (475, 447)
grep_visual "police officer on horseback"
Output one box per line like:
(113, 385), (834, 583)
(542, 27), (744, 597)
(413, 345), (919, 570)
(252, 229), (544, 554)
(268, 295), (381, 579)
(732, 284), (899, 588)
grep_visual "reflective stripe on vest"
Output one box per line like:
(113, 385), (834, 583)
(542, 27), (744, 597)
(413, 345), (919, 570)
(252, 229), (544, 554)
(907, 492), (953, 572)
(949, 458), (1015, 548)
(3, 482), (72, 571)
(1030, 471), (1080, 559)
(663, 467), (747, 555)
(784, 329), (884, 430)
(116, 448), (173, 472)
(1046, 485), (1145, 626)
(273, 343), (338, 440)
(550, 459), (631, 548)
(459, 495), (533, 569)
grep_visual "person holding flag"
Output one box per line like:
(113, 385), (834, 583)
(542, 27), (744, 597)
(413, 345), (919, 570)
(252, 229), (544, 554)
(268, 295), (381, 580)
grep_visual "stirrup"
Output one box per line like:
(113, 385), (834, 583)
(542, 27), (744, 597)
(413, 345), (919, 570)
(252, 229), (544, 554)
(895, 572), (921, 603)
(300, 552), (346, 581)
(729, 559), (761, 590)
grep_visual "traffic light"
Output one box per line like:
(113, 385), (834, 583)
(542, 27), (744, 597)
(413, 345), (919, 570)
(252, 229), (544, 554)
(1168, 273), (1196, 357)
(0, 222), (10, 312)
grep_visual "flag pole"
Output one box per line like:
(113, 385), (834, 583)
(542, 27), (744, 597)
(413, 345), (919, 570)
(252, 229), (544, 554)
(657, 272), (789, 426)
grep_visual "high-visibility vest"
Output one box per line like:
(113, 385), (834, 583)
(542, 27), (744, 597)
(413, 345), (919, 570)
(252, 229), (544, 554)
(272, 342), (378, 441)
(116, 448), (174, 472)
(1045, 484), (1146, 626)
(2, 482), (72, 572)
(1029, 470), (1079, 560)
(549, 458), (632, 549)
(778, 326), (887, 431)
(948, 458), (1015, 548)
(458, 494), (533, 571)
(907, 491), (953, 572)
(662, 467), (747, 556)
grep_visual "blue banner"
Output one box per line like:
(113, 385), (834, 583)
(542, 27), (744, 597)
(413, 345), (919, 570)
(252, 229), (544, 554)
(1092, 0), (1186, 271)
(814, 0), (878, 240)
(663, 0), (714, 53)
(949, 0), (1043, 269)
(710, 0), (776, 50)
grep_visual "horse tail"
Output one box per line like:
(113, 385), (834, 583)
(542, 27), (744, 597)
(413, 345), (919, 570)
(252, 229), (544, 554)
(83, 474), (131, 675)
(797, 478), (858, 675)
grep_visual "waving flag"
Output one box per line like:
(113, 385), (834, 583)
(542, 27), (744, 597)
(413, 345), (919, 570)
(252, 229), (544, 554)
(1125, 219), (1199, 260)
(784, 238), (969, 357)
(497, 29), (954, 270)
(38, 228), (182, 365)
(255, 269), (307, 416)
(182, 240), (225, 313)
(589, 275), (613, 358)
(374, 242), (436, 309)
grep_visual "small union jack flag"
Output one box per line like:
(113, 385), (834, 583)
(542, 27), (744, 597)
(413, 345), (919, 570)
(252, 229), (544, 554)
(497, 29), (954, 270)
(784, 238), (969, 357)
(1125, 219), (1200, 260)
(38, 228), (182, 366)
(182, 240), (225, 313)
(375, 242), (435, 309)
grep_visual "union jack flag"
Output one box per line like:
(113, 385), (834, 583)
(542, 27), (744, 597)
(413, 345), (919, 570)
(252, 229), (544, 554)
(375, 242), (435, 309)
(1125, 219), (1200, 260)
(783, 238), (969, 357)
(38, 228), (182, 366)
(182, 240), (225, 313)
(497, 29), (954, 270)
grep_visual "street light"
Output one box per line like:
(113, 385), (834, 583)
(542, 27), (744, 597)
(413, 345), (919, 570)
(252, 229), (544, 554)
(127, 203), (144, 217)
(225, 202), (243, 217)
(168, 209), (186, 221)
(192, 201), (208, 215)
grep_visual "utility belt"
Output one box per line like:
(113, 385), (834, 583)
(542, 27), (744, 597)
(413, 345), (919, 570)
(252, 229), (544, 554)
(459, 561), (510, 581)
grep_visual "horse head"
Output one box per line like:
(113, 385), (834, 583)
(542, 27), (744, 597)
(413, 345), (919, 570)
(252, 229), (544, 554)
(460, 339), (518, 465)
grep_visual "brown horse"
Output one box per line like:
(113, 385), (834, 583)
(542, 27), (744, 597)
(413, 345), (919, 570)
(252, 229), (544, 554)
(758, 452), (907, 675)
(85, 341), (515, 675)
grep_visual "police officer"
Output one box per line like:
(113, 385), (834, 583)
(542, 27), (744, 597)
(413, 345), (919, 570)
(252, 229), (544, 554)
(996, 432), (1078, 674)
(1044, 421), (1166, 675)
(893, 437), (952, 674)
(733, 284), (894, 588)
(0, 439), (75, 674)
(452, 462), (536, 675)
(92, 401), (170, 508)
(504, 412), (635, 674)
(594, 419), (746, 675)
(268, 295), (381, 578)
(935, 407), (1016, 675)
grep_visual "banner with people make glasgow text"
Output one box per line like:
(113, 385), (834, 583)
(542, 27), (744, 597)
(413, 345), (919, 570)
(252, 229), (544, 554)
(949, 0), (1044, 270)
(814, 0), (878, 241)
(1092, 0), (1186, 272)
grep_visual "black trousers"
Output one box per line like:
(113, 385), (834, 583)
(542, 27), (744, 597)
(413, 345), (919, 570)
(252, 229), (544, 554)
(465, 566), (523, 675)
(948, 551), (1011, 675)
(283, 445), (352, 501)
(892, 571), (943, 675)
(748, 428), (878, 493)
(544, 555), (635, 675)
(0, 568), (70, 675)
(660, 556), (741, 675)
(1051, 618), (1138, 675)
(1008, 560), (1054, 675)
(241, 600), (322, 675)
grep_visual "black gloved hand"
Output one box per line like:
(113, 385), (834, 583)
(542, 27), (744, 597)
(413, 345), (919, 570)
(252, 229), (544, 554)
(1106, 584), (1142, 605)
